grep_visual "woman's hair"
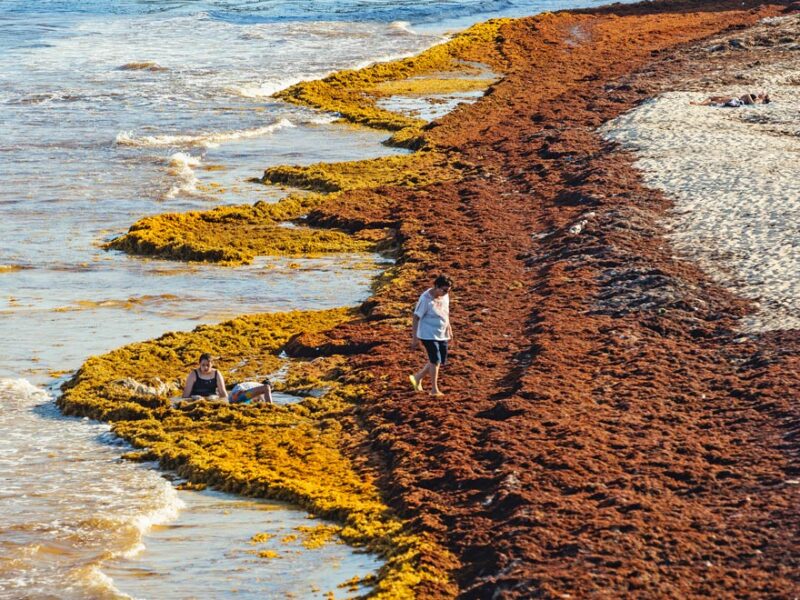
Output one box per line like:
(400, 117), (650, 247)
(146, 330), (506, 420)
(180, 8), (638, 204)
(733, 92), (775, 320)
(434, 274), (452, 289)
(198, 352), (213, 363)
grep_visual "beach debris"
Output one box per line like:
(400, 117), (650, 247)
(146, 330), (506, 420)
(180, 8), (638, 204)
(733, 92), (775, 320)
(569, 220), (588, 235)
(176, 480), (207, 491)
(568, 212), (596, 235)
(118, 61), (168, 72)
(708, 38), (753, 51)
(112, 376), (179, 396)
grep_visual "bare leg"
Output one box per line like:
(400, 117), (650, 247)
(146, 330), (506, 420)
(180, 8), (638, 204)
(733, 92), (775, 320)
(232, 383), (273, 404)
(691, 96), (730, 106)
(254, 384), (274, 404)
(415, 363), (432, 389)
(430, 363), (443, 396)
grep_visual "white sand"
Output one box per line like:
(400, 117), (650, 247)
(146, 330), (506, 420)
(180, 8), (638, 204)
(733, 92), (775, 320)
(601, 15), (800, 333)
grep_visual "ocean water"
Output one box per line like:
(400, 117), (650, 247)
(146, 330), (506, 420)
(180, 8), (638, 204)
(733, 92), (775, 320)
(1, 0), (619, 597)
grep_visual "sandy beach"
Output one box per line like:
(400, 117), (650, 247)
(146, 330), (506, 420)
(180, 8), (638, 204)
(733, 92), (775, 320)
(602, 14), (800, 333)
(54, 0), (800, 597)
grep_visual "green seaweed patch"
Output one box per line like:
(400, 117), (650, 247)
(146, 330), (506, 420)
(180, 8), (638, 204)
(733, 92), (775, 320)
(370, 77), (494, 97)
(274, 19), (508, 136)
(251, 532), (275, 544)
(105, 194), (372, 265)
(0, 265), (25, 274)
(295, 524), (342, 549)
(262, 154), (455, 194)
(59, 308), (350, 420)
(57, 307), (453, 597)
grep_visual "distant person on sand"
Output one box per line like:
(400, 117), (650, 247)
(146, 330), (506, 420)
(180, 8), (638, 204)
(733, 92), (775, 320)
(692, 91), (770, 107)
(182, 353), (227, 399)
(409, 275), (453, 397)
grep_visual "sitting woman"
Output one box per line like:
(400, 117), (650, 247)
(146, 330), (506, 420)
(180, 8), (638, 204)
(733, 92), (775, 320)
(182, 353), (227, 399)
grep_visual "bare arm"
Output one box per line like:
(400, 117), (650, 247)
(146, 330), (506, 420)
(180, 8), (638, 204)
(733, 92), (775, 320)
(216, 371), (227, 399)
(182, 371), (196, 398)
(411, 314), (420, 348)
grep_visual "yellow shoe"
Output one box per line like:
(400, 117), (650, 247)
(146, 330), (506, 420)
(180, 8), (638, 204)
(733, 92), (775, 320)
(409, 374), (422, 392)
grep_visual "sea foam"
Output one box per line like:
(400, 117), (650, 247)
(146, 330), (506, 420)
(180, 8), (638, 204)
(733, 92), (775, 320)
(0, 377), (49, 407)
(389, 21), (416, 35)
(164, 152), (201, 199)
(65, 564), (133, 600)
(115, 118), (296, 149)
(227, 78), (307, 99)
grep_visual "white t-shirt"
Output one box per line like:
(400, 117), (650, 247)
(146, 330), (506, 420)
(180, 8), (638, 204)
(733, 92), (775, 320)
(414, 288), (450, 341)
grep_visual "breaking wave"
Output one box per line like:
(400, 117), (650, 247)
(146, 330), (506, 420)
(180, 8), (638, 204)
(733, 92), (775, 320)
(115, 118), (296, 149)
(164, 152), (201, 199)
(389, 20), (416, 34)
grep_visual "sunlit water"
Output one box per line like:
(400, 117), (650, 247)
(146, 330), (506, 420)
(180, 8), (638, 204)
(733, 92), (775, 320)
(1, 0), (623, 597)
(0, 379), (381, 600)
(104, 491), (381, 599)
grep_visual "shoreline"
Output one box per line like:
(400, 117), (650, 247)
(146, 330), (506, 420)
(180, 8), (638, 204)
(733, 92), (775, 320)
(61, 1), (800, 597)
(61, 22), (518, 595)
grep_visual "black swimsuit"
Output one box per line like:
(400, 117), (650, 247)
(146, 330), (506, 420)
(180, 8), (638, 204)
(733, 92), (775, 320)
(190, 369), (219, 397)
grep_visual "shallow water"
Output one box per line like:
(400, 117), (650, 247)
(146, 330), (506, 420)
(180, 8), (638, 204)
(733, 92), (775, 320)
(1, 0), (630, 596)
(105, 490), (381, 599)
(0, 378), (183, 599)
(0, 252), (392, 383)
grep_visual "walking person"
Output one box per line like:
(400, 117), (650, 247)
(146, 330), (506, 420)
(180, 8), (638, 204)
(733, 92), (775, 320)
(409, 275), (453, 397)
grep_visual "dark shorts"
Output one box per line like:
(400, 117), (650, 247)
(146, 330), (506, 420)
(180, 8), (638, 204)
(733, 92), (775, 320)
(421, 339), (448, 365)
